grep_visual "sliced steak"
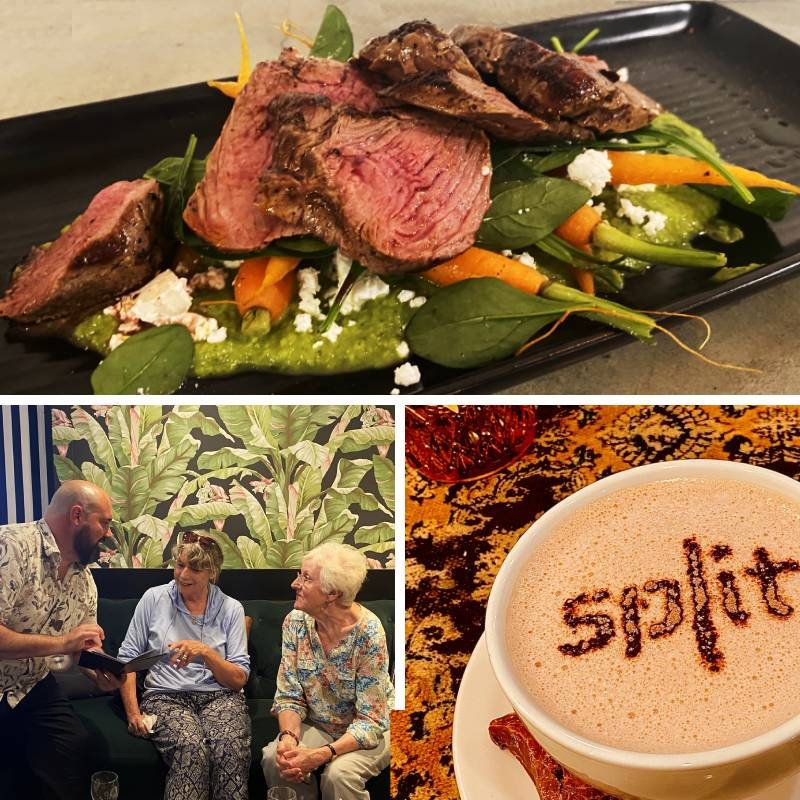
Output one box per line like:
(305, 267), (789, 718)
(451, 25), (661, 133)
(183, 48), (381, 251)
(355, 19), (481, 82)
(357, 20), (590, 142)
(380, 68), (591, 142)
(489, 714), (621, 800)
(261, 93), (491, 274)
(0, 179), (164, 324)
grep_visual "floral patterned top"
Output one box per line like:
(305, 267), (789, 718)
(0, 519), (97, 708)
(272, 606), (394, 748)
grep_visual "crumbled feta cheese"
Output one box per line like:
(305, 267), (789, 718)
(397, 290), (416, 303)
(297, 267), (324, 319)
(108, 333), (129, 351)
(334, 250), (353, 286)
(617, 198), (667, 239)
(618, 183), (656, 193)
(312, 340), (324, 350)
(481, 164), (491, 176)
(394, 362), (421, 387)
(137, 387), (145, 395)
(347, 320), (357, 327)
(221, 259), (243, 268)
(189, 266), (227, 291)
(567, 150), (612, 196)
(396, 341), (410, 358)
(617, 66), (629, 82)
(617, 198), (649, 226)
(409, 296), (427, 308)
(130, 270), (192, 324)
(321, 322), (343, 343)
(594, 202), (606, 217)
(103, 270), (226, 344)
(341, 273), (390, 314)
(501, 249), (514, 258)
(293, 313), (313, 333)
(643, 210), (667, 237)
(609, 138), (629, 144)
(391, 388), (400, 395)
(513, 251), (537, 268)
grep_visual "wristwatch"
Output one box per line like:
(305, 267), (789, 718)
(325, 743), (338, 761)
(279, 730), (299, 745)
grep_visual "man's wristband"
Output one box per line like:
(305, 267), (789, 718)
(325, 743), (337, 762)
(279, 730), (299, 745)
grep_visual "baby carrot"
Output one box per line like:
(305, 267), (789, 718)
(554, 204), (603, 250)
(422, 247), (548, 295)
(607, 151), (800, 194)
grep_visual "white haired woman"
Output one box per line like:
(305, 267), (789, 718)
(261, 543), (393, 800)
(117, 532), (251, 800)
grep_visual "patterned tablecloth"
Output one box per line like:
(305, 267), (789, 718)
(394, 405), (800, 799)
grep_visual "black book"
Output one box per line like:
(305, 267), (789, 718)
(78, 648), (169, 677)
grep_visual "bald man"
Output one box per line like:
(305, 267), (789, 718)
(0, 480), (123, 800)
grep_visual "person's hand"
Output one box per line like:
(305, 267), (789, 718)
(61, 623), (104, 653)
(168, 640), (210, 668)
(127, 712), (150, 738)
(276, 736), (304, 782)
(282, 746), (330, 778)
(91, 669), (124, 692)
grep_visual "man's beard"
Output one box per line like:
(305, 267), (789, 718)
(75, 525), (101, 566)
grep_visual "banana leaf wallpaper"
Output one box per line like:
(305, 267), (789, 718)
(51, 405), (396, 569)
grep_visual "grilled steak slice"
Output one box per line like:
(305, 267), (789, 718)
(451, 25), (661, 133)
(0, 179), (164, 324)
(489, 714), (620, 800)
(183, 48), (381, 251)
(358, 20), (590, 142)
(262, 93), (491, 274)
(381, 68), (591, 142)
(356, 19), (481, 82)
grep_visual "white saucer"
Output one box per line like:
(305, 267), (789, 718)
(452, 633), (800, 800)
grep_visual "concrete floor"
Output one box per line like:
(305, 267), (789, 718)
(2, 0), (799, 395)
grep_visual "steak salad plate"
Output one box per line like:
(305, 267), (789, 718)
(1, 1), (798, 394)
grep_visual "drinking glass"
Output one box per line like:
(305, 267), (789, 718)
(267, 789), (298, 800)
(90, 771), (119, 800)
(406, 405), (538, 483)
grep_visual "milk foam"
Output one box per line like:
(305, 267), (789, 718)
(506, 477), (800, 753)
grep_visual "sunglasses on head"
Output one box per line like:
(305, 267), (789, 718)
(180, 531), (218, 551)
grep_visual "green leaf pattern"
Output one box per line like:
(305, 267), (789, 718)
(52, 405), (395, 568)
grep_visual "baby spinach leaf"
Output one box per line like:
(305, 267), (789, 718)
(477, 176), (591, 250)
(91, 325), (194, 395)
(695, 185), (797, 222)
(309, 5), (353, 61)
(144, 155), (207, 195)
(405, 278), (572, 368)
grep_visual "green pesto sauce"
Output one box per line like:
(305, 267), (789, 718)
(71, 287), (417, 377)
(602, 185), (720, 246)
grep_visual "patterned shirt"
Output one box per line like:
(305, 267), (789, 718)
(0, 519), (97, 708)
(272, 607), (394, 748)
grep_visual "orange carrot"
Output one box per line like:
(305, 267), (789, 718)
(572, 267), (595, 295)
(422, 247), (547, 295)
(554, 205), (603, 249)
(234, 256), (300, 318)
(607, 151), (800, 194)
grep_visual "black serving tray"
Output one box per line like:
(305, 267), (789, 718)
(1, 1), (798, 394)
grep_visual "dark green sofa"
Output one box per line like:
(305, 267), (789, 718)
(68, 595), (393, 799)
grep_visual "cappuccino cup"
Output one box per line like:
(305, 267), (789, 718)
(486, 459), (800, 800)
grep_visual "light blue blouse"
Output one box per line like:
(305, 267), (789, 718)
(117, 580), (250, 695)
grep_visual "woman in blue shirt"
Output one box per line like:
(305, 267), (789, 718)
(118, 532), (251, 800)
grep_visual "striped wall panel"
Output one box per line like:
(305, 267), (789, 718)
(0, 406), (56, 525)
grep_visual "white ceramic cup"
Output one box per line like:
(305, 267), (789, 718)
(486, 459), (800, 800)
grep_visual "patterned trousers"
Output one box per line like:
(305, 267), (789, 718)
(141, 690), (251, 800)
(261, 724), (390, 800)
